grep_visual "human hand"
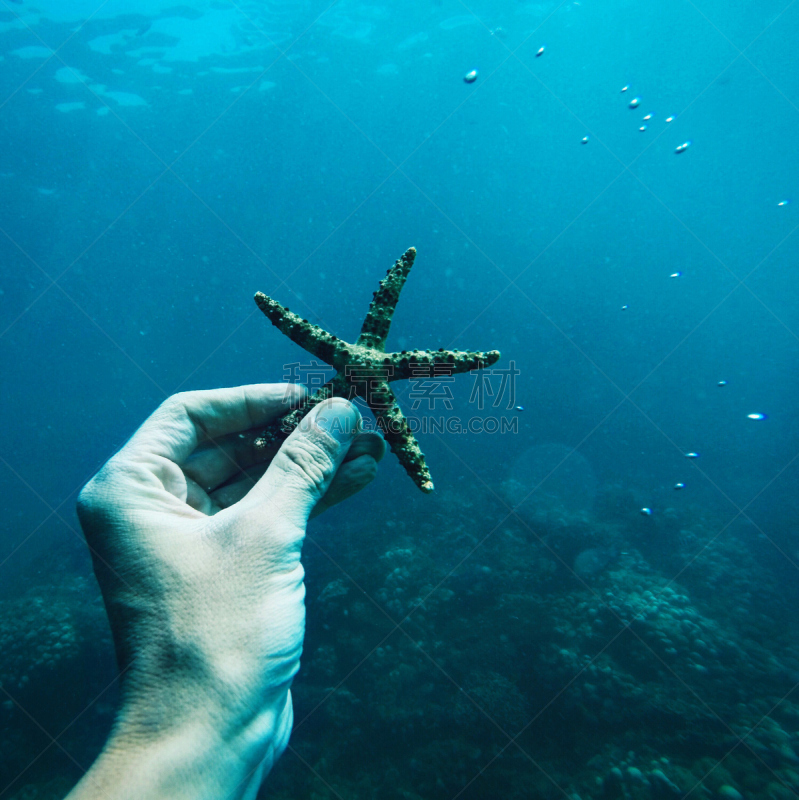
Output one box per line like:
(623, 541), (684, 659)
(68, 385), (384, 800)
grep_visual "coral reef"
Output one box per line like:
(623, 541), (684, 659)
(254, 247), (501, 492)
(0, 574), (115, 799)
(266, 482), (799, 800)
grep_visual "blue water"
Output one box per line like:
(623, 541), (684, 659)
(1, 1), (799, 798)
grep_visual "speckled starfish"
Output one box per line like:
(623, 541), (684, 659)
(254, 247), (500, 492)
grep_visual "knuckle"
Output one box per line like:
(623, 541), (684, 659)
(76, 479), (98, 517)
(76, 475), (109, 533)
(76, 459), (127, 521)
(348, 456), (378, 489)
(357, 457), (379, 484)
(160, 391), (191, 415)
(280, 437), (336, 494)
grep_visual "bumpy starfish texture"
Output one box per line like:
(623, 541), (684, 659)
(254, 247), (500, 492)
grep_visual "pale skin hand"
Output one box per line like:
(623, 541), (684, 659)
(67, 385), (385, 800)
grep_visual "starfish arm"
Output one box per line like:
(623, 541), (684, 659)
(389, 348), (501, 381)
(368, 382), (435, 493)
(254, 361), (366, 442)
(254, 292), (350, 366)
(253, 381), (335, 450)
(254, 362), (376, 445)
(356, 247), (416, 352)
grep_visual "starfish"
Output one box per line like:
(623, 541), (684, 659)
(253, 247), (500, 492)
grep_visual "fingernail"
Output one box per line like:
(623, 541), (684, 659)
(315, 399), (360, 444)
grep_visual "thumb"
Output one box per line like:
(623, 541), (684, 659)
(250, 397), (362, 528)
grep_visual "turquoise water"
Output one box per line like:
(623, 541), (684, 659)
(1, 1), (799, 798)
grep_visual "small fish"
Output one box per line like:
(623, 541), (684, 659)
(674, 483), (685, 490)
(639, 125), (648, 131)
(778, 200), (789, 206)
(747, 413), (767, 420)
(581, 135), (589, 144)
(514, 405), (524, 412)
(629, 97), (641, 108)
(640, 507), (653, 516)
(665, 116), (675, 122)
(643, 113), (653, 121)
(685, 452), (700, 459)
(463, 69), (478, 84)
(621, 85), (629, 93)
(621, 304), (628, 310)
(675, 140), (691, 154)
(670, 271), (682, 278)
(717, 380), (727, 386)
(536, 46), (545, 57)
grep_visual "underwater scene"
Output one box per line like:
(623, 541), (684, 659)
(2, 0), (799, 798)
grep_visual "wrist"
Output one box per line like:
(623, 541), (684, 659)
(67, 690), (293, 800)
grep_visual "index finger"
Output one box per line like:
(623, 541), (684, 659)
(124, 383), (307, 464)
